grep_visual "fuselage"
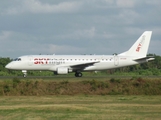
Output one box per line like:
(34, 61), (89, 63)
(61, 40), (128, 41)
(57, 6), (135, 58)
(6, 54), (143, 72)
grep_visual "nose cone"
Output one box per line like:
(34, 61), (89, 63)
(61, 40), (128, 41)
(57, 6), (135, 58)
(5, 63), (12, 69)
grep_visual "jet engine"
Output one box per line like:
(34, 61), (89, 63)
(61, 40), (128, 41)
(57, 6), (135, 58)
(56, 67), (69, 74)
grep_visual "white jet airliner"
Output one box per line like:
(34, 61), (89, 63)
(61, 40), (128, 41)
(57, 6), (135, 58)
(5, 31), (154, 77)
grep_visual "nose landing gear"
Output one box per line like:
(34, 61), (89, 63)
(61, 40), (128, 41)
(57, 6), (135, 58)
(22, 70), (27, 78)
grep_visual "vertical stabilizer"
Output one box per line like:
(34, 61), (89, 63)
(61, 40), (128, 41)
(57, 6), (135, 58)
(119, 31), (152, 57)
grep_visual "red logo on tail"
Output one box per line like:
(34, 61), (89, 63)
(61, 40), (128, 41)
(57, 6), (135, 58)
(136, 43), (142, 52)
(136, 35), (145, 52)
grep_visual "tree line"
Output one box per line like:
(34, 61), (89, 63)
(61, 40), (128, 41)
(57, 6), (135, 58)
(0, 54), (161, 76)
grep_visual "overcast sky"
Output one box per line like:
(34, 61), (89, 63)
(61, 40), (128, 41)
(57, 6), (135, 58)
(0, 0), (161, 58)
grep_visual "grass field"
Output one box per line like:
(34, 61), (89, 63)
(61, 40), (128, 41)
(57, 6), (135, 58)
(0, 95), (161, 120)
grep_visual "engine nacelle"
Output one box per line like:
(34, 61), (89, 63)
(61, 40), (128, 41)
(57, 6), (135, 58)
(57, 67), (69, 74)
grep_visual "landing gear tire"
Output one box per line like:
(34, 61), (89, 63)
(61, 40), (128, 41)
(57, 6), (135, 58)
(23, 74), (27, 78)
(22, 70), (27, 78)
(75, 72), (82, 77)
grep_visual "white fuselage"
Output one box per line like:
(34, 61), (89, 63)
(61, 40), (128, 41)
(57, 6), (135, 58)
(6, 55), (143, 72)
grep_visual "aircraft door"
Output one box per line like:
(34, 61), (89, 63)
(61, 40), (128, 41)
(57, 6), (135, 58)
(28, 56), (33, 66)
(114, 55), (119, 66)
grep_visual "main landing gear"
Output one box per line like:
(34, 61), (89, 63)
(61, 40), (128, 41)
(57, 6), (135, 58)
(21, 70), (83, 77)
(75, 72), (82, 77)
(22, 70), (27, 78)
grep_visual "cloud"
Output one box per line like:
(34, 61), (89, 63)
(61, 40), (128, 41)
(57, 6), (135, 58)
(145, 0), (161, 5)
(0, 0), (160, 57)
(149, 39), (161, 55)
(117, 10), (139, 25)
(104, 0), (114, 4)
(74, 27), (96, 39)
(103, 0), (136, 8)
(49, 44), (84, 54)
(0, 31), (13, 41)
(116, 0), (135, 8)
(24, 0), (81, 14)
(52, 27), (96, 42)
(3, 0), (82, 15)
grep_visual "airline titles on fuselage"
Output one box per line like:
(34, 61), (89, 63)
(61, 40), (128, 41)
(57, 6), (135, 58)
(33, 57), (115, 65)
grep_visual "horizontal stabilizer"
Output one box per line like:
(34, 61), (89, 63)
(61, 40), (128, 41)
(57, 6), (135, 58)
(133, 56), (155, 62)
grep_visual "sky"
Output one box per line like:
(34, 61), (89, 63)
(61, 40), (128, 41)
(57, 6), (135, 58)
(0, 0), (161, 58)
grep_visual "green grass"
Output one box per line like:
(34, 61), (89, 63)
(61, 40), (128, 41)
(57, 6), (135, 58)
(0, 95), (161, 120)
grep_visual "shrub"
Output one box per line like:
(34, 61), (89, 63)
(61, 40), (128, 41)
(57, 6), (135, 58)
(110, 78), (120, 83)
(12, 77), (20, 88)
(3, 84), (10, 93)
(12, 77), (20, 84)
(60, 80), (69, 85)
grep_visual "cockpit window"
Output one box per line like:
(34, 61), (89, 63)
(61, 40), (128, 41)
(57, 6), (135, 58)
(14, 58), (21, 61)
(14, 58), (18, 61)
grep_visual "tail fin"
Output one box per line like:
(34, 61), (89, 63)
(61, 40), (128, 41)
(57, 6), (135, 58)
(119, 31), (152, 57)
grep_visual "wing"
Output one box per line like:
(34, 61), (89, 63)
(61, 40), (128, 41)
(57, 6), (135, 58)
(49, 61), (100, 72)
(70, 61), (100, 71)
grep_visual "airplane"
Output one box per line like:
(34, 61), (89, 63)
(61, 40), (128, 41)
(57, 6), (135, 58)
(5, 31), (154, 77)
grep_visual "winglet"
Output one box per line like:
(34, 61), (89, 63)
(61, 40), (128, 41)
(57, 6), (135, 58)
(119, 31), (152, 57)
